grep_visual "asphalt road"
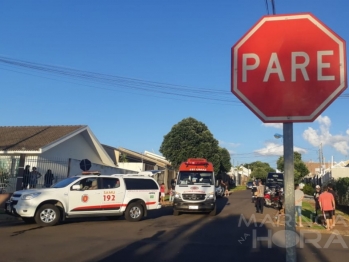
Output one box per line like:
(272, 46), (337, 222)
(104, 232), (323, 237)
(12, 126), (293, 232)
(0, 190), (348, 262)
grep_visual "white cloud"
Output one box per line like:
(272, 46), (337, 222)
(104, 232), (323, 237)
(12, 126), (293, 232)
(254, 142), (307, 156)
(228, 142), (240, 148)
(302, 115), (349, 155)
(219, 140), (240, 155)
(262, 123), (283, 129)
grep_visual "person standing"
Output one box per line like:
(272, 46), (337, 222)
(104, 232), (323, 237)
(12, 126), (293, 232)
(251, 181), (257, 203)
(220, 179), (226, 193)
(295, 183), (304, 227)
(29, 167), (42, 188)
(318, 186), (335, 231)
(22, 165), (31, 190)
(160, 183), (166, 204)
(327, 183), (337, 227)
(256, 179), (265, 214)
(169, 178), (176, 203)
(44, 169), (55, 188)
(313, 185), (322, 224)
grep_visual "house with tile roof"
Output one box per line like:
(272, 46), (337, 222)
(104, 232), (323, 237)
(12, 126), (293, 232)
(0, 125), (115, 166)
(0, 125), (119, 193)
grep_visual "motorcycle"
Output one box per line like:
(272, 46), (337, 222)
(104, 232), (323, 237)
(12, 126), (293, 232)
(264, 189), (282, 209)
(215, 185), (225, 198)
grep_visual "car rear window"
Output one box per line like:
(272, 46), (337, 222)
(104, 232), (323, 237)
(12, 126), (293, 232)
(124, 178), (159, 190)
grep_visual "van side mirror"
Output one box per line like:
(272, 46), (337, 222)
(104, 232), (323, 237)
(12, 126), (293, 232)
(72, 185), (81, 191)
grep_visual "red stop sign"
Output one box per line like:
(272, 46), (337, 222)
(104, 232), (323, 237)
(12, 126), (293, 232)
(231, 13), (347, 123)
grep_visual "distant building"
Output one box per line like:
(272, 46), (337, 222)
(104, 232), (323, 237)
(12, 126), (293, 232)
(102, 146), (175, 189)
(227, 166), (251, 186)
(304, 160), (349, 185)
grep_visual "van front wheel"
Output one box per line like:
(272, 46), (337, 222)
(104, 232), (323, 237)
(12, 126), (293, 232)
(35, 204), (60, 226)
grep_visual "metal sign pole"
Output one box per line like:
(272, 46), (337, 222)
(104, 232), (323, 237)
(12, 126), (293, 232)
(284, 122), (296, 261)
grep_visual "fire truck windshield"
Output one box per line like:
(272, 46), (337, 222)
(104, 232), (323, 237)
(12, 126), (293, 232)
(177, 172), (214, 185)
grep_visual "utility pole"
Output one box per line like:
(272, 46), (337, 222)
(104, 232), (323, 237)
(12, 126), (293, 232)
(318, 143), (324, 182)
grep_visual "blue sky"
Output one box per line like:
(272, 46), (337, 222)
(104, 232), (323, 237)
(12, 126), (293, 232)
(1, 0), (349, 169)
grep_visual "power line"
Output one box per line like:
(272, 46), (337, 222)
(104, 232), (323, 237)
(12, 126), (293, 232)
(0, 56), (242, 105)
(265, 0), (275, 15)
(271, 0), (276, 15)
(0, 55), (348, 105)
(265, 0), (269, 15)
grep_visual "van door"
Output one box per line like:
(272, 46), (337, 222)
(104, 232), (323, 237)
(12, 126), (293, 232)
(100, 177), (124, 212)
(68, 177), (102, 214)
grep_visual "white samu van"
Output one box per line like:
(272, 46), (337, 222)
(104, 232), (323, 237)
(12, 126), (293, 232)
(5, 171), (161, 226)
(173, 158), (216, 216)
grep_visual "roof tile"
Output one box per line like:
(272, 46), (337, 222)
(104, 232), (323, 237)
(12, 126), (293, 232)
(0, 125), (86, 151)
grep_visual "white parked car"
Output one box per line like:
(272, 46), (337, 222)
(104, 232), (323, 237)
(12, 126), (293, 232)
(5, 172), (161, 226)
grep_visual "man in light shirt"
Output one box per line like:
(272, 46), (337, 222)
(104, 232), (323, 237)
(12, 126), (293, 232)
(295, 184), (304, 227)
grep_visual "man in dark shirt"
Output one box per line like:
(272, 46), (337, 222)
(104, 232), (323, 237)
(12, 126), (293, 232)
(171, 178), (176, 190)
(313, 185), (322, 224)
(327, 183), (337, 226)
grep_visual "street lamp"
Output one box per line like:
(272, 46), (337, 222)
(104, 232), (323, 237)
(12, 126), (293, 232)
(274, 133), (283, 139)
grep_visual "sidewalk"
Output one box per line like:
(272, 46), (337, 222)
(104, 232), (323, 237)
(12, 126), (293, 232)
(0, 210), (21, 225)
(274, 197), (349, 236)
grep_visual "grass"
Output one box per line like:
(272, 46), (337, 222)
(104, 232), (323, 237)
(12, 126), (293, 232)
(231, 186), (246, 192)
(300, 200), (349, 230)
(300, 201), (324, 229)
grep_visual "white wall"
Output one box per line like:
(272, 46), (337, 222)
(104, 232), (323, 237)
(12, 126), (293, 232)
(68, 159), (137, 178)
(41, 133), (104, 165)
(332, 168), (349, 180)
(118, 163), (143, 172)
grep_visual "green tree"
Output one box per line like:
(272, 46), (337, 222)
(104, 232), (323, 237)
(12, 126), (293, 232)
(217, 147), (232, 174)
(246, 161), (275, 173)
(119, 153), (128, 164)
(246, 161), (275, 180)
(276, 152), (309, 182)
(251, 167), (268, 180)
(159, 117), (221, 172)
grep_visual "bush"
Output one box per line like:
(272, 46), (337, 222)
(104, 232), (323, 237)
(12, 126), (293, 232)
(302, 183), (315, 195)
(335, 178), (349, 206)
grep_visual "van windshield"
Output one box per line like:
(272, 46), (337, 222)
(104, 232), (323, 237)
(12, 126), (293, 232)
(177, 171), (214, 185)
(267, 173), (284, 185)
(52, 177), (80, 188)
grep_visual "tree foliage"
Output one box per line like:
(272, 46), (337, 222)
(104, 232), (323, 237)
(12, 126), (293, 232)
(246, 161), (275, 180)
(276, 152), (309, 182)
(119, 153), (128, 163)
(251, 167), (268, 180)
(159, 117), (229, 173)
(327, 178), (349, 206)
(218, 147), (232, 174)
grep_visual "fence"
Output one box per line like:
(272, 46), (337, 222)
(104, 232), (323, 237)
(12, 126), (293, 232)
(0, 155), (138, 193)
(0, 156), (70, 192)
(0, 156), (20, 193)
(24, 156), (70, 189)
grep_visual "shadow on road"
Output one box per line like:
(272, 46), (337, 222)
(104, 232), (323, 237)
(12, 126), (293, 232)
(88, 193), (333, 262)
(92, 213), (287, 262)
